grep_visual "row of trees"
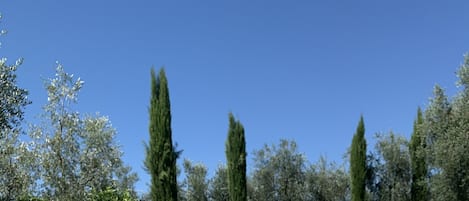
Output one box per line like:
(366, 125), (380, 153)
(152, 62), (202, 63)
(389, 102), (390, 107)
(1, 62), (138, 200)
(2, 9), (469, 201)
(1, 12), (139, 200)
(176, 139), (348, 201)
(145, 55), (469, 201)
(343, 54), (469, 201)
(144, 67), (249, 201)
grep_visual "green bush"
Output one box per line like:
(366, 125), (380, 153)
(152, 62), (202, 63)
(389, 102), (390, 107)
(88, 187), (136, 201)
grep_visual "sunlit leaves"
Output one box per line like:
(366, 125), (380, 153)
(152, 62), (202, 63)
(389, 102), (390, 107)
(182, 159), (209, 201)
(373, 132), (412, 201)
(306, 156), (349, 201)
(45, 62), (84, 108)
(421, 54), (469, 200)
(0, 57), (30, 132)
(0, 55), (32, 199)
(32, 64), (137, 200)
(251, 139), (307, 201)
(208, 165), (229, 201)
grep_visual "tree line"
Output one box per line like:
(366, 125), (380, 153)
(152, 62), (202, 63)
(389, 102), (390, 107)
(144, 53), (469, 201)
(2, 11), (469, 201)
(1, 62), (138, 200)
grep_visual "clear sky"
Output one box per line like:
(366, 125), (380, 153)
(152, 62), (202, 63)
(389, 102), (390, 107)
(2, 0), (469, 194)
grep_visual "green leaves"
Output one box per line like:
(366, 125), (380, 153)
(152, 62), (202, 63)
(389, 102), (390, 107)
(226, 113), (247, 201)
(146, 67), (178, 201)
(88, 186), (137, 201)
(0, 57), (30, 131)
(209, 165), (229, 201)
(374, 132), (412, 201)
(182, 159), (209, 201)
(251, 139), (306, 201)
(457, 54), (469, 88)
(410, 108), (428, 201)
(45, 62), (84, 107)
(306, 156), (349, 201)
(29, 64), (137, 200)
(351, 116), (366, 201)
(414, 54), (469, 200)
(0, 56), (32, 199)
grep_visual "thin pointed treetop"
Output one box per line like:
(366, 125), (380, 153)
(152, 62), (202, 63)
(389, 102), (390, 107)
(226, 112), (247, 201)
(410, 107), (428, 201)
(356, 116), (365, 138)
(146, 67), (178, 201)
(350, 115), (366, 201)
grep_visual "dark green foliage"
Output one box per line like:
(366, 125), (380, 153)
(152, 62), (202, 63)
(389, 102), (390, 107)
(88, 186), (137, 201)
(350, 116), (366, 201)
(409, 108), (428, 201)
(0, 58), (30, 133)
(225, 113), (247, 201)
(365, 152), (382, 201)
(145, 68), (178, 201)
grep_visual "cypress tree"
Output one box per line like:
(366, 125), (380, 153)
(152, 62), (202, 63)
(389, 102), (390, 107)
(409, 107), (428, 201)
(145, 68), (178, 201)
(350, 116), (366, 201)
(225, 113), (247, 201)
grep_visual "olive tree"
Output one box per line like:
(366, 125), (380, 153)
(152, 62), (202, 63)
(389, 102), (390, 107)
(182, 159), (209, 201)
(0, 14), (34, 198)
(32, 63), (137, 200)
(250, 139), (307, 201)
(0, 57), (35, 200)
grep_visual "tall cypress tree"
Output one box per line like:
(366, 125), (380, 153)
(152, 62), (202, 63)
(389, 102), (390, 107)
(225, 113), (247, 201)
(350, 116), (366, 201)
(145, 68), (178, 201)
(410, 107), (428, 201)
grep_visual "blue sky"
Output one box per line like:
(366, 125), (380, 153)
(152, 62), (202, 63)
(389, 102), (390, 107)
(2, 0), (469, 194)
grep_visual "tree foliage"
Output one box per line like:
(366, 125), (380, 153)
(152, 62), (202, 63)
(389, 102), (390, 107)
(225, 113), (247, 201)
(145, 68), (179, 201)
(373, 132), (411, 201)
(409, 108), (428, 201)
(30, 64), (137, 200)
(0, 56), (33, 200)
(0, 57), (29, 132)
(182, 159), (209, 201)
(209, 165), (229, 201)
(350, 116), (366, 201)
(421, 54), (469, 200)
(0, 14), (36, 199)
(88, 186), (138, 201)
(251, 139), (306, 201)
(3, 8), (469, 200)
(305, 156), (349, 201)
(81, 116), (138, 197)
